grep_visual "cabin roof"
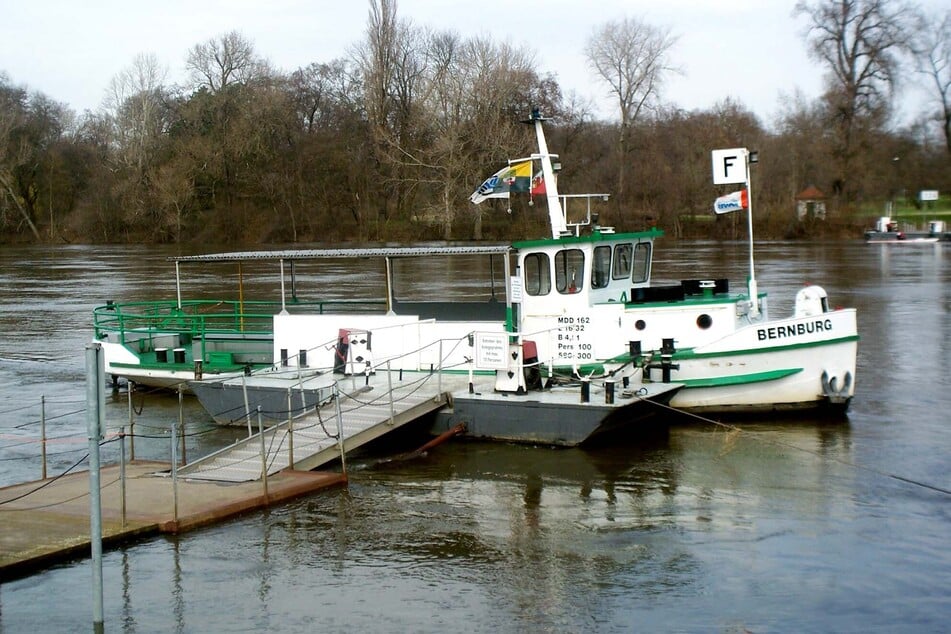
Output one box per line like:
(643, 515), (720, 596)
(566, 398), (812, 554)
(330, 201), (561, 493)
(170, 244), (512, 263)
(795, 185), (826, 200)
(512, 227), (664, 249)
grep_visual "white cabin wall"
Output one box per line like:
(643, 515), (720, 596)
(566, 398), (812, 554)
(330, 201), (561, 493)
(273, 314), (504, 372)
(621, 303), (739, 352)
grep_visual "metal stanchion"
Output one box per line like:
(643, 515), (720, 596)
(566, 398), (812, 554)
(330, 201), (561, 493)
(257, 407), (269, 499)
(387, 361), (395, 425)
(127, 382), (136, 461)
(120, 426), (127, 528)
(286, 388), (295, 470)
(334, 384), (346, 475)
(170, 410), (179, 527)
(40, 395), (47, 480)
(178, 385), (186, 465)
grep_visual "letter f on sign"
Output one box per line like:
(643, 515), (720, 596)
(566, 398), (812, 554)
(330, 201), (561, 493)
(711, 148), (748, 185)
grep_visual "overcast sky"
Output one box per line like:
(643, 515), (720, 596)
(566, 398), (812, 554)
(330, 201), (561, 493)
(0, 0), (941, 126)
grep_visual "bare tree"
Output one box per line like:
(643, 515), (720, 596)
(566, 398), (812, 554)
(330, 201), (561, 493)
(422, 34), (541, 238)
(915, 9), (951, 155)
(796, 0), (916, 202)
(353, 0), (429, 231)
(186, 31), (266, 93)
(585, 17), (678, 201)
(105, 53), (168, 180)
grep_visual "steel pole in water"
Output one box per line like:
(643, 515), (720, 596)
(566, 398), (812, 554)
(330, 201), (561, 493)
(85, 344), (104, 632)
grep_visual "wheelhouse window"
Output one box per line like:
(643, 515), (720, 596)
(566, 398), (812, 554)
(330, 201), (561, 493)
(612, 243), (633, 280)
(632, 242), (651, 283)
(555, 249), (585, 294)
(523, 252), (551, 296)
(592, 246), (611, 289)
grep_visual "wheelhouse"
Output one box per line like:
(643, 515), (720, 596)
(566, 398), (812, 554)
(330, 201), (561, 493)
(514, 227), (662, 314)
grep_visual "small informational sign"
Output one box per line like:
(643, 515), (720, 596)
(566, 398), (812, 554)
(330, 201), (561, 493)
(509, 276), (523, 303)
(475, 332), (509, 369)
(919, 190), (939, 201)
(711, 148), (748, 185)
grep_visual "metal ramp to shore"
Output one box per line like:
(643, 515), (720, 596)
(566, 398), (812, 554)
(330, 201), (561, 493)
(174, 374), (454, 482)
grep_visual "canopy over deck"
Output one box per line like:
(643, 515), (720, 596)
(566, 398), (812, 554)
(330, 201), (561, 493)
(170, 244), (512, 263)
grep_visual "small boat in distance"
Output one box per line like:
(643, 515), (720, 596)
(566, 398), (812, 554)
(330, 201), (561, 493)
(864, 216), (950, 243)
(93, 109), (859, 446)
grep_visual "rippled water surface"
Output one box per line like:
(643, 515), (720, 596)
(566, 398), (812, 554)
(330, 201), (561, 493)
(1, 240), (949, 632)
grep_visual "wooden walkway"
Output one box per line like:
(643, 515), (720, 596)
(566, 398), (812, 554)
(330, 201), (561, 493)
(0, 461), (346, 579)
(0, 372), (461, 579)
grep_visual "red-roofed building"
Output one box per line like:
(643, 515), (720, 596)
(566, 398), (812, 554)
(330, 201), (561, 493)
(795, 185), (827, 220)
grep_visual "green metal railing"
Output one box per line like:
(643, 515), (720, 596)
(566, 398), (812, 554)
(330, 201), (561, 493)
(93, 299), (389, 367)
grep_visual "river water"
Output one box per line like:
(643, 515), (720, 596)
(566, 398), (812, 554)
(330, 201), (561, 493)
(0, 240), (949, 632)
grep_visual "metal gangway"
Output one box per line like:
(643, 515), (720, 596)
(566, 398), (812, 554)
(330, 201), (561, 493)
(174, 371), (454, 483)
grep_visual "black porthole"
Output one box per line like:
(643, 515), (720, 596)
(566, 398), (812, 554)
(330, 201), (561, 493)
(697, 314), (713, 329)
(635, 319), (646, 331)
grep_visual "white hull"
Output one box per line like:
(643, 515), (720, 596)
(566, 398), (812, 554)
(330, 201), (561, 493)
(665, 309), (857, 411)
(99, 340), (246, 391)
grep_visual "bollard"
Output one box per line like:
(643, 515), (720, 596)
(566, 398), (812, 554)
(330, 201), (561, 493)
(581, 379), (590, 403)
(605, 380), (615, 405)
(629, 340), (642, 360)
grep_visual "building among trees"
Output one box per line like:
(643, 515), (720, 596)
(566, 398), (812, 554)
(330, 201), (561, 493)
(795, 185), (827, 221)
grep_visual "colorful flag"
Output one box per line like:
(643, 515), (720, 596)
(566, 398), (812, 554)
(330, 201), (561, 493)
(470, 161), (532, 204)
(530, 170), (546, 196)
(713, 188), (748, 214)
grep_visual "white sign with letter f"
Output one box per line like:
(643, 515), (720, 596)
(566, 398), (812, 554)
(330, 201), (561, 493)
(712, 148), (748, 185)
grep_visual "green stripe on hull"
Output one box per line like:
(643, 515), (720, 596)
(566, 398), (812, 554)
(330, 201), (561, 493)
(673, 335), (859, 360)
(675, 368), (802, 388)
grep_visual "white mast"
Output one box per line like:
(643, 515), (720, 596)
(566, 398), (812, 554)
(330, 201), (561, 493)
(744, 152), (758, 317)
(712, 147), (759, 318)
(524, 109), (567, 239)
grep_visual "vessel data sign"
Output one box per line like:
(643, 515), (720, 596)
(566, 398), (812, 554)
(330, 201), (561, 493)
(711, 148), (748, 185)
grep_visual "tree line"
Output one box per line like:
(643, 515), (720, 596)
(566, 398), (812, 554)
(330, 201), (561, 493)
(1, 0), (949, 245)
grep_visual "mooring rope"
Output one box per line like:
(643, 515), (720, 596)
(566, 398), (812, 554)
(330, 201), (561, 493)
(638, 393), (951, 497)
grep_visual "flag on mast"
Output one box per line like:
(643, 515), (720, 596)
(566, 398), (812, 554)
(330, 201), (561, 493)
(470, 161), (532, 204)
(530, 170), (546, 195)
(713, 188), (749, 214)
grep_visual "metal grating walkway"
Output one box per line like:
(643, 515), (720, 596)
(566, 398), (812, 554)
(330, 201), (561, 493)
(173, 373), (454, 482)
